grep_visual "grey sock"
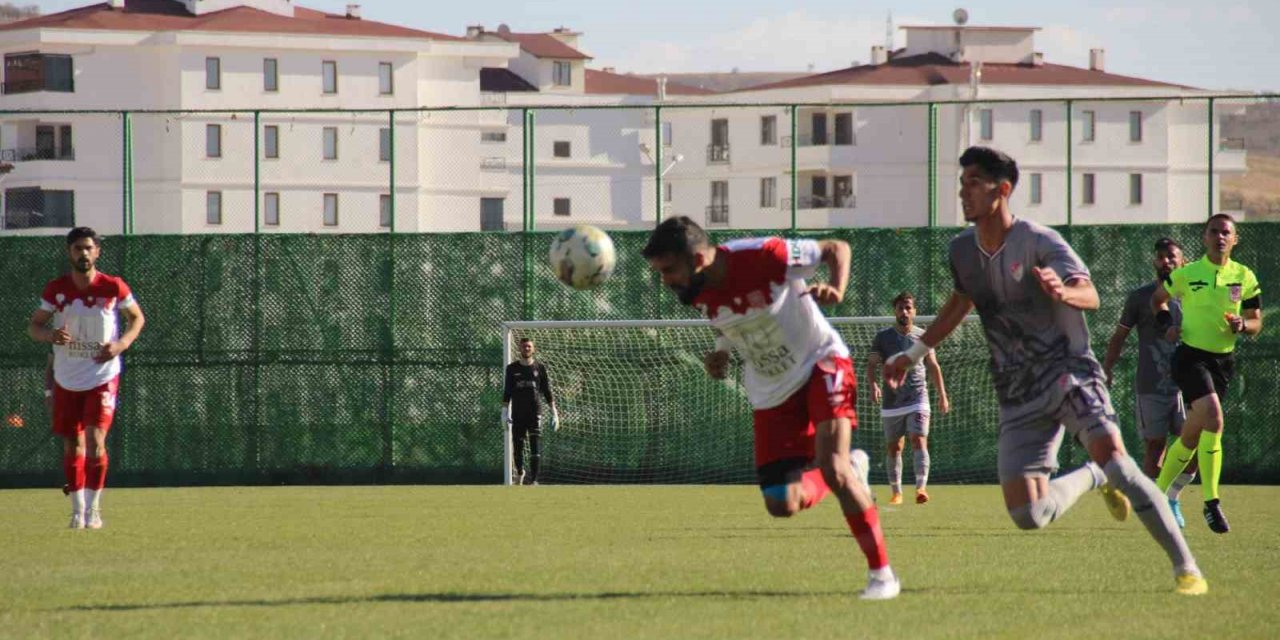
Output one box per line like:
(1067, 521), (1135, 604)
(1008, 465), (1098, 529)
(1105, 456), (1200, 576)
(886, 451), (902, 493)
(913, 449), (930, 490)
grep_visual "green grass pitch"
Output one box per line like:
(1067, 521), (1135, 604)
(2, 485), (1278, 639)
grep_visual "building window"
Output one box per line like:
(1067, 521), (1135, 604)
(380, 194), (392, 228)
(264, 58), (278, 92)
(663, 182), (673, 203)
(760, 116), (776, 145)
(380, 128), (391, 162)
(205, 57), (220, 90)
(206, 191), (222, 225)
(481, 131), (507, 143)
(206, 124), (221, 158)
(322, 60), (338, 94)
(1030, 109), (1042, 142)
(1129, 110), (1143, 143)
(1082, 110), (1096, 142)
(264, 125), (279, 159)
(709, 119), (730, 163)
(553, 197), (571, 216)
(481, 197), (505, 230)
(554, 141), (571, 158)
(811, 113), (828, 145)
(834, 112), (854, 146)
(3, 53), (74, 94)
(1082, 173), (1096, 205)
(4, 188), (74, 228)
(979, 109), (994, 141)
(379, 62), (394, 95)
(1129, 173), (1143, 205)
(661, 122), (673, 146)
(264, 192), (280, 226)
(760, 177), (776, 207)
(1029, 173), (1042, 205)
(709, 180), (729, 224)
(323, 127), (338, 160)
(553, 61), (572, 86)
(834, 175), (854, 208)
(323, 193), (339, 226)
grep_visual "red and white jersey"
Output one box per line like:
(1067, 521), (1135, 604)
(694, 237), (849, 409)
(39, 272), (136, 392)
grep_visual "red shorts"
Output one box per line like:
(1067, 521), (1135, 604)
(752, 356), (857, 468)
(52, 377), (119, 439)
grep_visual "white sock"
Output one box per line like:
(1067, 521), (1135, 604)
(1167, 472), (1196, 500)
(85, 489), (101, 512)
(70, 489), (85, 515)
(869, 566), (895, 581)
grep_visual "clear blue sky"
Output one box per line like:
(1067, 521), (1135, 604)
(33, 0), (1280, 91)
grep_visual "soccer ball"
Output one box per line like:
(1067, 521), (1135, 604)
(549, 225), (616, 290)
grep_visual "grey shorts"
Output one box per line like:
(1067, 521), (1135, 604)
(997, 377), (1120, 483)
(882, 411), (930, 441)
(1135, 393), (1185, 440)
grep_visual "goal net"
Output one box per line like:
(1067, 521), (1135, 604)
(501, 316), (1004, 485)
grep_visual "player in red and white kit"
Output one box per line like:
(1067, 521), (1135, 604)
(643, 216), (899, 600)
(28, 227), (145, 530)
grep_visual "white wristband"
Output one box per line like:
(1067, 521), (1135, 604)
(714, 335), (733, 353)
(892, 340), (932, 367)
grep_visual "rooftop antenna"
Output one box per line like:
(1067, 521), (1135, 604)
(885, 11), (894, 51)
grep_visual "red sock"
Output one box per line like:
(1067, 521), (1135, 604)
(86, 454), (109, 491)
(800, 468), (831, 509)
(845, 506), (890, 570)
(63, 454), (85, 492)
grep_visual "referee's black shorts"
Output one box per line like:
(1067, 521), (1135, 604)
(1172, 344), (1235, 405)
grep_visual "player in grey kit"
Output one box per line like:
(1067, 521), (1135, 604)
(883, 146), (1207, 595)
(1101, 238), (1197, 527)
(866, 292), (950, 505)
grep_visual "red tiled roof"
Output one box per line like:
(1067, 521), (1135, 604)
(585, 69), (715, 96)
(738, 52), (1190, 92)
(0, 0), (462, 40)
(494, 32), (590, 60)
(480, 67), (537, 92)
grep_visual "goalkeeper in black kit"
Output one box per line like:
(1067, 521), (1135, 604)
(502, 337), (559, 486)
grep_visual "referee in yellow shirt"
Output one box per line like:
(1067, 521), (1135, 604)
(1152, 214), (1262, 533)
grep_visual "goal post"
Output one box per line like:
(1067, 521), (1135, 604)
(500, 316), (999, 486)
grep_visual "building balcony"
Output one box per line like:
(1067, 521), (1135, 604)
(707, 144), (730, 164)
(782, 194), (855, 210)
(0, 146), (76, 162)
(705, 204), (729, 225)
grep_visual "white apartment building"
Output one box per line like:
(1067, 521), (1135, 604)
(0, 2), (1248, 234)
(662, 25), (1247, 229)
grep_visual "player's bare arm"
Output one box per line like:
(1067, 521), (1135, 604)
(924, 350), (950, 414)
(96, 303), (145, 364)
(807, 239), (850, 306)
(27, 309), (70, 345)
(1101, 324), (1132, 387)
(866, 351), (882, 405)
(1032, 267), (1099, 310)
(884, 290), (973, 385)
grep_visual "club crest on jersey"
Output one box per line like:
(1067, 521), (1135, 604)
(746, 290), (768, 309)
(1229, 284), (1242, 302)
(1010, 261), (1024, 282)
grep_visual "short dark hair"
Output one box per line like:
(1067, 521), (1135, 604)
(1153, 237), (1182, 254)
(66, 227), (99, 247)
(1204, 213), (1236, 232)
(641, 216), (710, 259)
(892, 291), (915, 307)
(960, 146), (1019, 191)
(518, 337), (533, 345)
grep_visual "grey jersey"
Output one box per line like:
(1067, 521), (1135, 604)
(949, 219), (1101, 407)
(871, 326), (929, 413)
(1119, 282), (1182, 396)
